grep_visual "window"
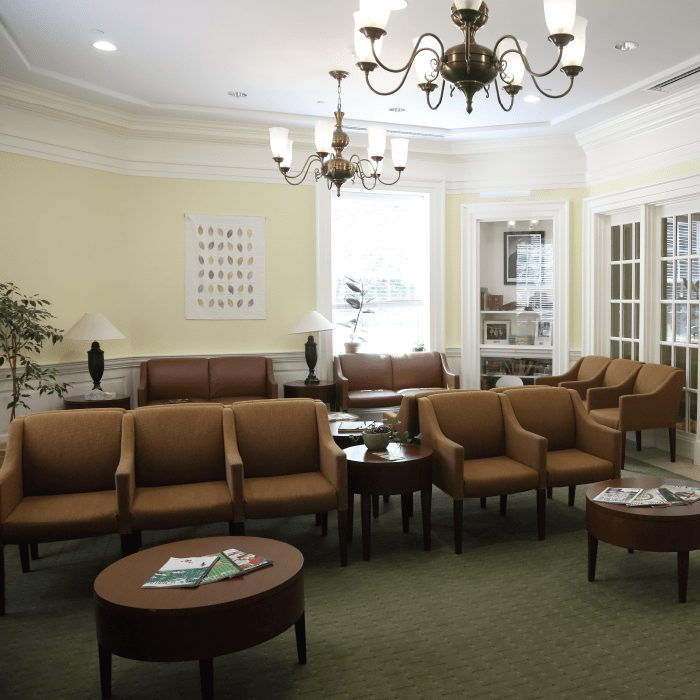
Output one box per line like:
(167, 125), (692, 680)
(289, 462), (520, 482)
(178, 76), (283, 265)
(330, 190), (430, 355)
(609, 222), (641, 360)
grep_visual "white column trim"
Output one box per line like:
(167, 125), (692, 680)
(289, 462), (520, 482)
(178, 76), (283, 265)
(315, 179), (333, 381)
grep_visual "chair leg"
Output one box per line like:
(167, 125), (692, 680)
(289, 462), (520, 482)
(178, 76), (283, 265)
(0, 545), (5, 616)
(500, 495), (507, 516)
(536, 489), (546, 541)
(372, 495), (379, 518)
(636, 431), (642, 452)
(315, 513), (322, 526)
(131, 530), (142, 552)
(547, 487), (553, 499)
(670, 427), (677, 462)
(480, 497), (486, 509)
(120, 534), (132, 558)
(454, 500), (463, 554)
(338, 510), (348, 567)
(30, 543), (39, 560)
(568, 485), (576, 507)
(233, 522), (245, 536)
(321, 511), (328, 536)
(19, 543), (30, 573)
(383, 495), (390, 504)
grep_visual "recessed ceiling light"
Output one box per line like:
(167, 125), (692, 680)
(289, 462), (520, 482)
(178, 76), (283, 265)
(227, 91), (247, 98)
(389, 0), (408, 8)
(615, 41), (638, 51)
(389, 107), (405, 112)
(531, 219), (539, 224)
(523, 95), (540, 103)
(93, 41), (117, 51)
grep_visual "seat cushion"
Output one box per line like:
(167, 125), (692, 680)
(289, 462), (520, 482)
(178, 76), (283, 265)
(347, 389), (403, 408)
(243, 472), (337, 519)
(545, 448), (614, 487)
(463, 456), (539, 498)
(130, 481), (233, 530)
(392, 352), (443, 391)
(2, 491), (119, 543)
(146, 358), (210, 400)
(339, 354), (394, 392)
(209, 395), (268, 405)
(588, 408), (620, 430)
(209, 356), (269, 399)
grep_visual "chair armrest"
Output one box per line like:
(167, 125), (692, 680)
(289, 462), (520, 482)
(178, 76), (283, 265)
(137, 362), (148, 407)
(499, 394), (547, 488)
(534, 376), (559, 387)
(223, 408), (245, 522)
(265, 357), (279, 398)
(618, 374), (685, 432)
(536, 357), (585, 389)
(316, 403), (348, 511)
(560, 375), (601, 401)
(439, 353), (459, 390)
(0, 418), (25, 533)
(571, 391), (621, 478)
(333, 357), (349, 411)
(115, 413), (136, 534)
(586, 371), (639, 411)
(418, 398), (464, 500)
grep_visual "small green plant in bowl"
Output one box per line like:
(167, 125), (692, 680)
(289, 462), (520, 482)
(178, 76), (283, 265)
(361, 418), (409, 451)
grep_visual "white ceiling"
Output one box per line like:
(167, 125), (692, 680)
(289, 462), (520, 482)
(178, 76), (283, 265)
(1, 0), (699, 141)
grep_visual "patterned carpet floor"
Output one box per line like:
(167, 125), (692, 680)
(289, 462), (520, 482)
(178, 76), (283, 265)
(1, 448), (699, 700)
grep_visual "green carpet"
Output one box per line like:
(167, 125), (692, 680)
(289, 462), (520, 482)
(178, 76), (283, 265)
(1, 464), (699, 700)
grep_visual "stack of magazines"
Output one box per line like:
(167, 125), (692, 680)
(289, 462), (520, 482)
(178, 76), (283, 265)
(593, 485), (700, 508)
(142, 547), (273, 588)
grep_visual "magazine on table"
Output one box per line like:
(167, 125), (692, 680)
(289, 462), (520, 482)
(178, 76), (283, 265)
(223, 548), (273, 573)
(373, 449), (404, 461)
(327, 412), (359, 422)
(626, 489), (670, 507)
(337, 421), (373, 432)
(142, 555), (218, 588)
(659, 485), (700, 504)
(199, 552), (243, 584)
(592, 487), (642, 504)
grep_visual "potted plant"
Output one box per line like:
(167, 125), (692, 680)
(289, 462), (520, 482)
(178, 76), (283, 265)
(0, 282), (72, 423)
(361, 418), (408, 451)
(341, 276), (373, 353)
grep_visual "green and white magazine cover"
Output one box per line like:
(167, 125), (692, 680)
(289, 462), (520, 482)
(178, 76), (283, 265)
(223, 548), (273, 573)
(142, 555), (218, 588)
(199, 552), (243, 584)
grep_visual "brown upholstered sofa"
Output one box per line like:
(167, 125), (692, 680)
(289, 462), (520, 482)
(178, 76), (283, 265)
(138, 356), (278, 406)
(334, 351), (458, 412)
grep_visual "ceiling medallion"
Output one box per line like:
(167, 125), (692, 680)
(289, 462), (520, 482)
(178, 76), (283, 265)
(269, 71), (408, 197)
(354, 0), (587, 114)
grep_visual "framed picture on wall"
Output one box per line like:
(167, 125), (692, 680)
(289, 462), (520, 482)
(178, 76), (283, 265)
(483, 319), (511, 345)
(504, 231), (545, 285)
(534, 320), (552, 346)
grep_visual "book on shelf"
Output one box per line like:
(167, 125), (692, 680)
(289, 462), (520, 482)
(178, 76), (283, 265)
(223, 548), (273, 573)
(199, 552), (243, 584)
(142, 555), (218, 588)
(592, 487), (642, 504)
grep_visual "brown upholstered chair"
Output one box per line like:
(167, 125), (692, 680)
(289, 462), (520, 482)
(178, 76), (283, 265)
(0, 409), (129, 616)
(117, 404), (235, 548)
(489, 385), (554, 394)
(534, 355), (613, 397)
(587, 363), (685, 469)
(554, 358), (643, 407)
(418, 391), (546, 554)
(503, 387), (621, 506)
(227, 399), (348, 566)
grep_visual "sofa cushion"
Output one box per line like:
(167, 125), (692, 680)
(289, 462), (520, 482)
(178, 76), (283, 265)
(243, 472), (337, 518)
(209, 356), (268, 399)
(339, 354), (394, 392)
(145, 398), (211, 406)
(392, 352), (443, 391)
(146, 358), (210, 400)
(348, 389), (403, 409)
(210, 395), (268, 405)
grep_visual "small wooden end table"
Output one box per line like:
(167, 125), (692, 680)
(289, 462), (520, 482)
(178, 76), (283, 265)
(94, 536), (305, 699)
(586, 477), (700, 603)
(283, 380), (337, 407)
(64, 394), (131, 410)
(344, 443), (433, 561)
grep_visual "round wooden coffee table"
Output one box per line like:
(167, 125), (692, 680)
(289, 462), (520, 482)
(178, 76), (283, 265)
(94, 536), (305, 699)
(344, 444), (433, 561)
(64, 393), (131, 410)
(586, 477), (700, 603)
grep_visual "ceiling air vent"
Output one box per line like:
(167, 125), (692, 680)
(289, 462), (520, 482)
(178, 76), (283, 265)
(342, 125), (445, 139)
(646, 65), (700, 94)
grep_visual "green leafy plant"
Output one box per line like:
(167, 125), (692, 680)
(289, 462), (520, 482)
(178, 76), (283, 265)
(0, 282), (72, 421)
(361, 418), (408, 444)
(340, 276), (373, 343)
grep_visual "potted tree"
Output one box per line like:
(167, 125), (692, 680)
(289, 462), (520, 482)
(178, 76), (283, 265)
(0, 282), (72, 426)
(341, 276), (373, 353)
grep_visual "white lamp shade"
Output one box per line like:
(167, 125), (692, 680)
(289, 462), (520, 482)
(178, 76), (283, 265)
(413, 36), (442, 84)
(288, 311), (336, 335)
(454, 0), (483, 10)
(367, 126), (387, 158)
(359, 0), (391, 30)
(269, 127), (289, 159)
(499, 39), (528, 86)
(64, 313), (125, 341)
(314, 120), (334, 154)
(388, 0), (407, 8)
(562, 16), (587, 66)
(367, 149), (383, 175)
(495, 375), (524, 388)
(543, 0), (576, 35)
(390, 138), (409, 168)
(354, 12), (383, 62)
(281, 139), (293, 169)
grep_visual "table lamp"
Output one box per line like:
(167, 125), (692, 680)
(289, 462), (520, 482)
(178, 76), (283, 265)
(288, 311), (336, 384)
(64, 313), (125, 391)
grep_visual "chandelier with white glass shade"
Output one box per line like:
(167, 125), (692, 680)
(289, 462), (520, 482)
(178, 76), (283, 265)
(269, 71), (409, 197)
(354, 0), (587, 114)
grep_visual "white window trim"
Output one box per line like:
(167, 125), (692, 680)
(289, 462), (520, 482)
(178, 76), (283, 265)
(315, 179), (446, 379)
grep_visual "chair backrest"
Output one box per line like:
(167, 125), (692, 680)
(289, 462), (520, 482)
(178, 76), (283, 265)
(396, 388), (466, 437)
(425, 391), (506, 459)
(504, 387), (576, 451)
(21, 409), (124, 496)
(209, 356), (268, 399)
(338, 353), (393, 392)
(392, 352), (443, 391)
(490, 385), (552, 394)
(633, 363), (685, 395)
(132, 404), (225, 486)
(602, 359), (644, 387)
(145, 358), (209, 400)
(231, 399), (321, 478)
(577, 355), (613, 381)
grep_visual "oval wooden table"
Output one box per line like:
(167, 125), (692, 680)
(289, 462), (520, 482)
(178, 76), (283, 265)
(94, 536), (305, 699)
(586, 477), (700, 603)
(344, 443), (433, 561)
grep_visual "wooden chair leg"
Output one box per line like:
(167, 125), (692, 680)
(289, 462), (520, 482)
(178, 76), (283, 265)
(568, 485), (576, 507)
(547, 487), (553, 499)
(120, 534), (132, 558)
(536, 489), (546, 541)
(454, 500), (463, 554)
(30, 543), (39, 560)
(670, 427), (677, 462)
(372, 495), (379, 518)
(233, 522), (245, 536)
(0, 545), (5, 616)
(131, 530), (142, 552)
(19, 543), (30, 573)
(321, 511), (328, 536)
(480, 497), (486, 509)
(499, 495), (507, 516)
(383, 495), (390, 504)
(636, 431), (642, 451)
(338, 510), (348, 567)
(315, 513), (322, 526)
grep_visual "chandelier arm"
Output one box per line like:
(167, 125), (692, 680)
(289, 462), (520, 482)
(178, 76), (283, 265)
(529, 72), (576, 98)
(370, 33), (445, 75)
(494, 35), (565, 79)
(494, 80), (516, 113)
(426, 80), (447, 111)
(360, 177), (379, 191)
(364, 66), (420, 97)
(278, 154), (323, 184)
(376, 170), (403, 186)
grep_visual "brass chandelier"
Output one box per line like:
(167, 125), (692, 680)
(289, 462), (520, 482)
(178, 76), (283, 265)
(354, 0), (587, 114)
(269, 70), (409, 197)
